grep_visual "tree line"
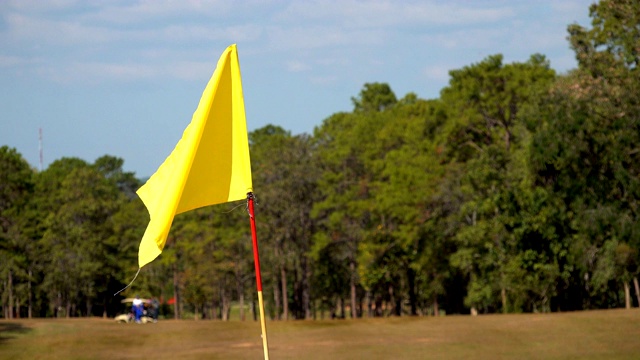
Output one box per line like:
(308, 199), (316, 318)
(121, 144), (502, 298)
(2, 0), (639, 320)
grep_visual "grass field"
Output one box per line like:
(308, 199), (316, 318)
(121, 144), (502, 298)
(1, 309), (639, 359)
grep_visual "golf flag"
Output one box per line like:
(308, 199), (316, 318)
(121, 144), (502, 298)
(136, 44), (253, 268)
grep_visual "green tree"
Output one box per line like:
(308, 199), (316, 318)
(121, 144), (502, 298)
(250, 125), (319, 320)
(95, 156), (144, 317)
(359, 97), (449, 316)
(38, 157), (125, 317)
(313, 108), (383, 318)
(352, 82), (398, 113)
(0, 146), (35, 318)
(442, 54), (556, 313)
(528, 0), (640, 310)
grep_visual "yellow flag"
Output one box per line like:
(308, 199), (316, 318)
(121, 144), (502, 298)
(136, 44), (253, 268)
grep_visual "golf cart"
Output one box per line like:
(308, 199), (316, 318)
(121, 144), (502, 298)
(114, 298), (156, 324)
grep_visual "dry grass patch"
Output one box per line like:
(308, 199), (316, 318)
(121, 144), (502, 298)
(1, 309), (639, 359)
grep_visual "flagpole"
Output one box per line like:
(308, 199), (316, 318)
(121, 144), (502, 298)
(247, 192), (270, 360)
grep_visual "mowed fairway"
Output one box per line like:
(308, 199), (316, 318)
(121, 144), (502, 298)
(1, 309), (639, 359)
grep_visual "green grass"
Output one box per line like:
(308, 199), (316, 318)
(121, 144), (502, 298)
(1, 309), (640, 359)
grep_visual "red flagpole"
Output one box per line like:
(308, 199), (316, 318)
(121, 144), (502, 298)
(248, 192), (270, 359)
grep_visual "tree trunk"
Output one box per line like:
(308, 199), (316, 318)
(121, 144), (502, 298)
(374, 295), (383, 317)
(301, 256), (311, 319)
(433, 295), (439, 317)
(388, 284), (395, 317)
(86, 297), (92, 318)
(221, 286), (230, 321)
(8, 270), (13, 319)
(312, 298), (317, 320)
(329, 298), (336, 319)
(211, 283), (219, 320)
(56, 292), (62, 318)
(633, 277), (640, 308)
(501, 287), (508, 313)
(624, 281), (631, 309)
(366, 291), (373, 318)
(584, 272), (591, 309)
(28, 269), (32, 319)
(273, 281), (281, 320)
(407, 267), (417, 316)
(281, 264), (288, 320)
(504, 125), (511, 151)
(252, 294), (257, 321)
(214, 301), (219, 320)
(395, 295), (402, 316)
(209, 296), (218, 320)
(173, 266), (180, 320)
(238, 283), (245, 321)
(349, 259), (357, 318)
(293, 263), (300, 319)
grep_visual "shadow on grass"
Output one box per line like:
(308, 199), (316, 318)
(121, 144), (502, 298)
(0, 323), (32, 345)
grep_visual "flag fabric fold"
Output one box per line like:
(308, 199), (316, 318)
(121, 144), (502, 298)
(136, 44), (253, 268)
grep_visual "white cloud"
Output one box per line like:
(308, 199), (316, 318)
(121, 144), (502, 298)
(168, 61), (216, 81)
(3, 13), (117, 46)
(422, 65), (451, 82)
(551, 0), (594, 20)
(286, 60), (311, 72)
(40, 61), (156, 84)
(309, 75), (337, 85)
(2, 0), (82, 12)
(82, 0), (232, 24)
(159, 24), (262, 43)
(277, 0), (515, 28)
(0, 55), (27, 67)
(78, 0), (278, 26)
(421, 27), (507, 50)
(315, 57), (350, 67)
(3, 12), (261, 48)
(267, 25), (387, 51)
(37, 59), (221, 84)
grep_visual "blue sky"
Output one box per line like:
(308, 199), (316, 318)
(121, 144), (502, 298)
(1, 0), (593, 177)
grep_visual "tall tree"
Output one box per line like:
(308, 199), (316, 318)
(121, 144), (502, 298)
(39, 158), (124, 317)
(0, 146), (35, 319)
(313, 111), (376, 318)
(529, 0), (640, 309)
(360, 96), (449, 316)
(442, 54), (556, 313)
(250, 125), (319, 319)
(352, 82), (398, 113)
